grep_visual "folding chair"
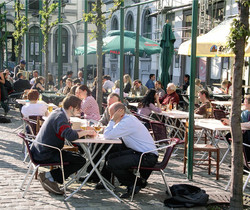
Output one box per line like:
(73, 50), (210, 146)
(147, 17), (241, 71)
(130, 138), (181, 201)
(18, 132), (69, 198)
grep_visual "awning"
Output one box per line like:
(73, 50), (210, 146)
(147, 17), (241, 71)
(178, 18), (250, 57)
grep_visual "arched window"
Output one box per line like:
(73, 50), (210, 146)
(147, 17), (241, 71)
(29, 26), (40, 62)
(55, 28), (68, 63)
(142, 9), (152, 39)
(111, 17), (118, 30)
(126, 14), (134, 31)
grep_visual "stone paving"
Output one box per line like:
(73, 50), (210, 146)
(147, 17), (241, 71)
(0, 108), (249, 209)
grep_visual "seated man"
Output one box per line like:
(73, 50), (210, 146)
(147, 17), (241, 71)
(13, 72), (31, 93)
(100, 93), (130, 126)
(160, 83), (179, 106)
(104, 102), (158, 198)
(131, 80), (148, 96)
(145, 74), (155, 89)
(194, 89), (213, 118)
(31, 95), (96, 195)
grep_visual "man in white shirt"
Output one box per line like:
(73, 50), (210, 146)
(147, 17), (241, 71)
(103, 102), (158, 198)
(30, 70), (39, 86)
(102, 75), (114, 93)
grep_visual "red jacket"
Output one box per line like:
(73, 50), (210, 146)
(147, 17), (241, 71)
(161, 91), (180, 105)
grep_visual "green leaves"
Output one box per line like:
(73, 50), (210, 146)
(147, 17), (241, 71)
(39, 0), (58, 52)
(82, 0), (124, 38)
(13, 1), (28, 59)
(228, 18), (249, 54)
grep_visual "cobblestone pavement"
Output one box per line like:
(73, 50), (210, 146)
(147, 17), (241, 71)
(0, 108), (248, 209)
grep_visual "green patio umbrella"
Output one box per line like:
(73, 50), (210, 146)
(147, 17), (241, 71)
(75, 30), (161, 56)
(160, 24), (176, 90)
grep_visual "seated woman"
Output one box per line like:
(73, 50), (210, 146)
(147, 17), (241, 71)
(21, 89), (48, 118)
(75, 85), (100, 121)
(123, 74), (132, 93)
(137, 89), (162, 116)
(155, 80), (165, 99)
(194, 89), (213, 118)
(32, 76), (45, 93)
(63, 78), (73, 95)
(220, 79), (232, 95)
(112, 80), (128, 97)
(187, 78), (203, 105)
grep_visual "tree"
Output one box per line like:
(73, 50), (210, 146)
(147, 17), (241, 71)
(83, 0), (124, 111)
(13, 0), (28, 63)
(0, 2), (7, 70)
(228, 1), (249, 209)
(39, 0), (58, 89)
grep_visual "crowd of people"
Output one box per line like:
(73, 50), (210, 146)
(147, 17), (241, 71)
(1, 61), (249, 199)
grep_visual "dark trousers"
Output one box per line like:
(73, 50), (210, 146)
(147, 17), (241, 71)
(106, 149), (158, 187)
(36, 150), (85, 184)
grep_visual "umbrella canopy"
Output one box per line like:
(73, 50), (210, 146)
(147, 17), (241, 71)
(160, 23), (176, 90)
(178, 18), (250, 57)
(75, 30), (161, 56)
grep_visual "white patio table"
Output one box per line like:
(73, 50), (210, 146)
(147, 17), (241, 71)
(64, 135), (122, 201)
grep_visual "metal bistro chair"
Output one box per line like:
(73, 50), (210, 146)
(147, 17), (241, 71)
(183, 121), (220, 180)
(130, 138), (181, 201)
(18, 132), (69, 198)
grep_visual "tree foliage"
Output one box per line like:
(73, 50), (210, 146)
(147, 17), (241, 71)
(39, 0), (58, 53)
(13, 0), (28, 62)
(39, 0), (58, 89)
(82, 0), (123, 111)
(83, 0), (123, 39)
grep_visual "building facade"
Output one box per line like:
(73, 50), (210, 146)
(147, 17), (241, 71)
(4, 0), (96, 81)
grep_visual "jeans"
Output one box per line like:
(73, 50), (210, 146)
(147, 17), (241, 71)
(107, 149), (158, 186)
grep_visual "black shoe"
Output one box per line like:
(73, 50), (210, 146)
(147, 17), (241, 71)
(120, 185), (141, 199)
(95, 182), (105, 190)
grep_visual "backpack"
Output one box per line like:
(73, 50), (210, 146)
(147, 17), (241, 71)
(164, 184), (209, 208)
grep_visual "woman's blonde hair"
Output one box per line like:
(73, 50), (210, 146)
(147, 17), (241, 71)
(123, 74), (132, 86)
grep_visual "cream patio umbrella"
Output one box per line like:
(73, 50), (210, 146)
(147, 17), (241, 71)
(178, 18), (250, 57)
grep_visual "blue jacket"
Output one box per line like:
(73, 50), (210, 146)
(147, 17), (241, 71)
(31, 108), (79, 161)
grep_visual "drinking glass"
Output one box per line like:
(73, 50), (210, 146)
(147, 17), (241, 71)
(136, 91), (140, 97)
(80, 121), (88, 131)
(48, 105), (53, 112)
(94, 122), (102, 136)
(173, 103), (177, 110)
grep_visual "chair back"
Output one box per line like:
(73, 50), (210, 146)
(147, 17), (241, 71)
(243, 143), (250, 170)
(156, 141), (178, 170)
(18, 132), (36, 165)
(150, 121), (168, 142)
(213, 109), (226, 120)
(23, 116), (43, 136)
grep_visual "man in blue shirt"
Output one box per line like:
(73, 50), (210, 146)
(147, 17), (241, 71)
(145, 74), (156, 89)
(103, 102), (158, 198)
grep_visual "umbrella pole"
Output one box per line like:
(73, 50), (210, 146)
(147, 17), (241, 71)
(187, 0), (198, 181)
(119, 1), (124, 102)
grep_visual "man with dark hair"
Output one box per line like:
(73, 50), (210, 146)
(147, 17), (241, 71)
(14, 59), (26, 80)
(13, 72), (31, 93)
(31, 95), (96, 195)
(182, 74), (190, 92)
(131, 80), (148, 96)
(103, 102), (158, 198)
(60, 71), (74, 88)
(145, 74), (155, 89)
(102, 75), (114, 93)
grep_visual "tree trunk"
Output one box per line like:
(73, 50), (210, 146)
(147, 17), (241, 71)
(230, 1), (249, 209)
(96, 0), (103, 113)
